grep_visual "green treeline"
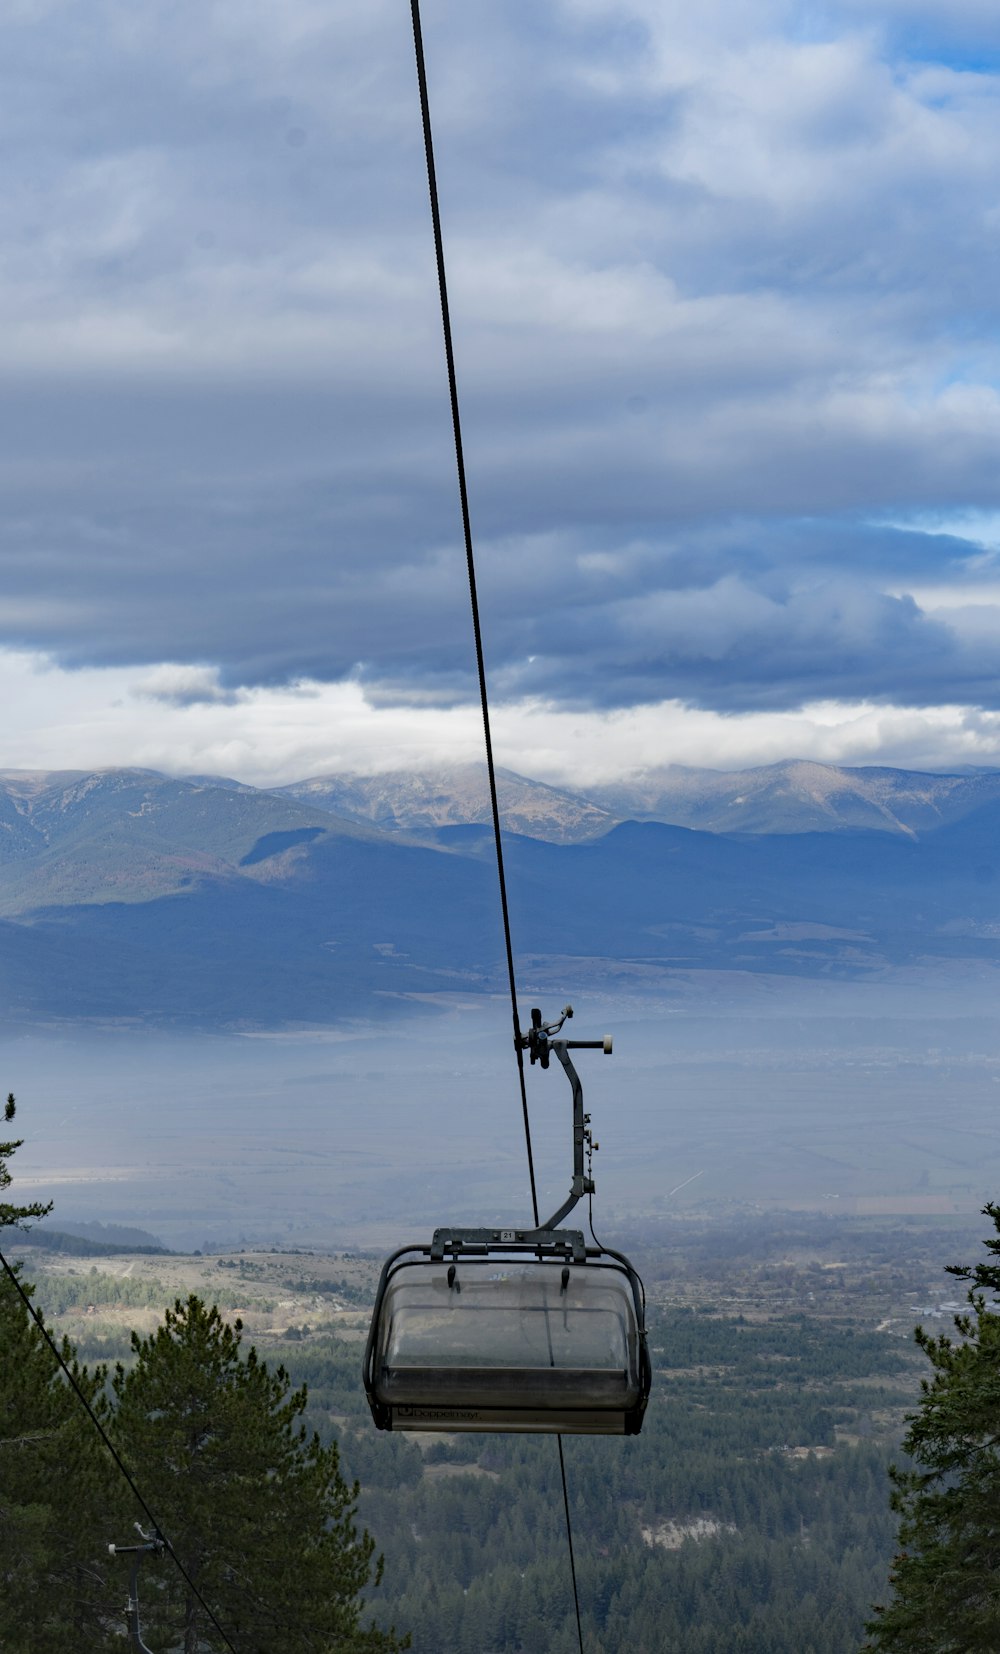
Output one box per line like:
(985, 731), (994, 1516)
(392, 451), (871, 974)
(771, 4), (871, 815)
(281, 1272), (372, 1303)
(34, 1267), (271, 1314)
(658, 1307), (912, 1379)
(14, 1227), (168, 1257)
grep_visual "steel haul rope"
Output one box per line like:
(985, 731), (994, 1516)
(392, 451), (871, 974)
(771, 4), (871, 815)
(407, 0), (540, 1231)
(408, 6), (586, 1649)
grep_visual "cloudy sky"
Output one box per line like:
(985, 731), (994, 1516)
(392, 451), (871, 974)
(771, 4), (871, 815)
(3, 0), (1000, 784)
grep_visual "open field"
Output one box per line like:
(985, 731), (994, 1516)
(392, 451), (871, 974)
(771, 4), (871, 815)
(14, 1245), (379, 1363)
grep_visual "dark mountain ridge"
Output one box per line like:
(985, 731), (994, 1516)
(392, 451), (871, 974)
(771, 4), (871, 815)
(1, 765), (999, 1028)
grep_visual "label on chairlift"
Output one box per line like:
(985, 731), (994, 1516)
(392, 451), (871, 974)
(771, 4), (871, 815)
(499, 1229), (517, 1242)
(397, 1406), (483, 1421)
(391, 1404), (628, 1434)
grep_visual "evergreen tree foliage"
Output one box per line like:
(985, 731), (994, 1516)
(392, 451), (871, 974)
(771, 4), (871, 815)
(0, 1104), (119, 1650)
(865, 1202), (1000, 1652)
(0, 1098), (121, 1640)
(112, 1295), (407, 1653)
(346, 1303), (907, 1654)
(2, 1116), (407, 1650)
(0, 1269), (120, 1651)
(0, 1094), (52, 1229)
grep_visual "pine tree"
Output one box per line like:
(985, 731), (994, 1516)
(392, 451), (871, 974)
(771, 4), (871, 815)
(0, 1098), (120, 1650)
(865, 1202), (1000, 1651)
(112, 1295), (407, 1653)
(0, 1093), (52, 1230)
(0, 1270), (122, 1651)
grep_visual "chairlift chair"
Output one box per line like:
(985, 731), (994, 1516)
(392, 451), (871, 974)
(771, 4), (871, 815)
(364, 1007), (652, 1435)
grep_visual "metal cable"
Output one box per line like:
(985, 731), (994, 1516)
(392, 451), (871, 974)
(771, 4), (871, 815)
(407, 8), (584, 1651)
(408, 0), (540, 1231)
(558, 1435), (586, 1652)
(0, 1245), (241, 1654)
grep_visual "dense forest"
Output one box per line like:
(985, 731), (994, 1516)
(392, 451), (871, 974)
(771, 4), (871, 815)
(282, 1304), (918, 1654)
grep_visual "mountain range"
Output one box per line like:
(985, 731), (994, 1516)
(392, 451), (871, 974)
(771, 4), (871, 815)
(277, 765), (617, 843)
(1, 760), (999, 1028)
(278, 759), (1000, 842)
(575, 759), (1000, 838)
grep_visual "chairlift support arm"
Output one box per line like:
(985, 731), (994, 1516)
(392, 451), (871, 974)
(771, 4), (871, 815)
(517, 1005), (612, 1232)
(108, 1526), (165, 1654)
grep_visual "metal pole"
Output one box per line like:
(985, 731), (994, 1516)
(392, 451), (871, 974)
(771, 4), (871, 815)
(109, 1527), (165, 1654)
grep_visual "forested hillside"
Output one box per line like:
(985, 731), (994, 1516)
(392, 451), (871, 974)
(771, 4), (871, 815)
(311, 1305), (916, 1654)
(13, 1205), (947, 1653)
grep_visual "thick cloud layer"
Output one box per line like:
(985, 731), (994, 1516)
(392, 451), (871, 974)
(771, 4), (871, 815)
(2, 0), (1000, 716)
